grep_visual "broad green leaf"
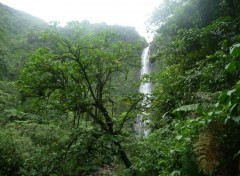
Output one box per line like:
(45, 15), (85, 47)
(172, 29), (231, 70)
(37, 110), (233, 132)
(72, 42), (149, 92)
(230, 44), (240, 54)
(232, 116), (240, 123)
(176, 135), (182, 141)
(227, 89), (236, 96)
(208, 112), (214, 116)
(225, 62), (236, 73)
(170, 170), (181, 176)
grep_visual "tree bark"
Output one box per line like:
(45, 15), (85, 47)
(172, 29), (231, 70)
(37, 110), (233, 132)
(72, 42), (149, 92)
(114, 141), (136, 176)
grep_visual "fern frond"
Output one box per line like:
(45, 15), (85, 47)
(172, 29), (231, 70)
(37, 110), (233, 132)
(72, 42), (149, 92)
(173, 104), (199, 113)
(194, 131), (219, 175)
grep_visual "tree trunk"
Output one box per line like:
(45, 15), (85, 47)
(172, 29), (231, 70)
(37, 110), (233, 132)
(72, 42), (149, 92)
(114, 141), (136, 176)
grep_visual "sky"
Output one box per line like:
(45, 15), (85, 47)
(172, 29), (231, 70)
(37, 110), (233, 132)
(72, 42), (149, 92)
(0, 0), (161, 40)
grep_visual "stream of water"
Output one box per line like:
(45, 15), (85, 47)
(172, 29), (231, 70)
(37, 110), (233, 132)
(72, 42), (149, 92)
(135, 46), (151, 136)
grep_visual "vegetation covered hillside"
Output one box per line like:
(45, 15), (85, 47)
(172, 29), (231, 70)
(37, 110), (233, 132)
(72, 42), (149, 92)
(1, 0), (240, 175)
(0, 3), (146, 176)
(139, 0), (240, 175)
(0, 3), (48, 79)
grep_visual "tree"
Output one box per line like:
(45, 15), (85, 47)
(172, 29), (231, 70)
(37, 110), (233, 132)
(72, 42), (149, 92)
(19, 30), (142, 175)
(0, 22), (8, 80)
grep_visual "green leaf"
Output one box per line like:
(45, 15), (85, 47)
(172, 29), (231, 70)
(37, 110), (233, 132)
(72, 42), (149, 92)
(224, 116), (231, 124)
(176, 135), (182, 141)
(170, 170), (181, 176)
(225, 62), (236, 73)
(119, 112), (127, 119)
(227, 89), (236, 96)
(208, 112), (214, 116)
(232, 116), (240, 123)
(230, 103), (238, 114)
(219, 92), (228, 103)
(234, 150), (240, 159)
(230, 44), (240, 57)
(173, 104), (199, 113)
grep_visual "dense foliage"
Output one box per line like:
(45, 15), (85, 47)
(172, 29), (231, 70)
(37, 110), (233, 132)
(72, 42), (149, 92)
(0, 3), (147, 175)
(143, 0), (240, 175)
(0, 3), (48, 79)
(1, 0), (240, 175)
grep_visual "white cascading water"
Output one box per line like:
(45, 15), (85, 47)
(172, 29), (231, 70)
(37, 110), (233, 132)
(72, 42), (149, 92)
(139, 46), (151, 95)
(135, 46), (151, 136)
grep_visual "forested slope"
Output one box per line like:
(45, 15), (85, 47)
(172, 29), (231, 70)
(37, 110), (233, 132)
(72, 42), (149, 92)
(0, 3), (48, 79)
(0, 3), (146, 176)
(1, 0), (240, 175)
(140, 0), (240, 175)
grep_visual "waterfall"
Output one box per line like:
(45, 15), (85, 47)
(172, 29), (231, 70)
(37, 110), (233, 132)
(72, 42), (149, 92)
(135, 46), (151, 136)
(139, 46), (151, 95)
